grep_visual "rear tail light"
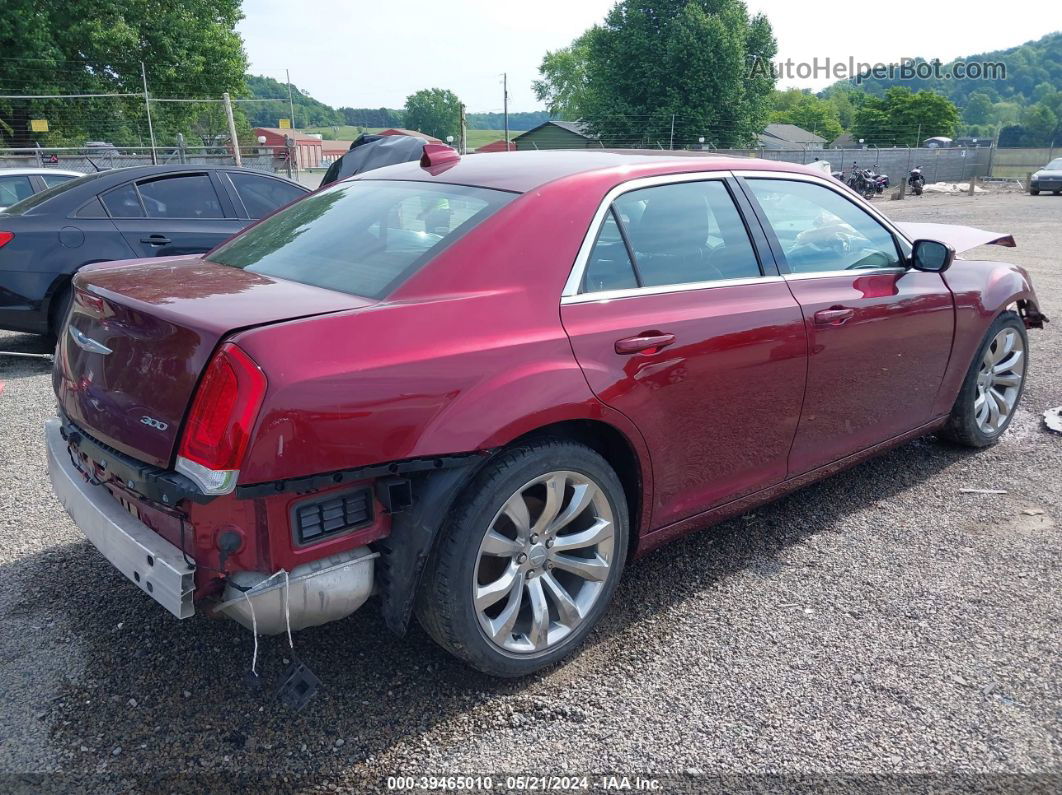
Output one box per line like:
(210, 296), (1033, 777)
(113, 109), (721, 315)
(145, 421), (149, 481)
(0, 231), (13, 248)
(176, 343), (266, 495)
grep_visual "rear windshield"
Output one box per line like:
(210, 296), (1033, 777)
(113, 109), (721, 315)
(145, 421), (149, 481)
(207, 179), (516, 299)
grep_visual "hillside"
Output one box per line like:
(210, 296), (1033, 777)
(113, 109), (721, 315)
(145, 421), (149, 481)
(243, 75), (550, 132)
(823, 32), (1061, 106)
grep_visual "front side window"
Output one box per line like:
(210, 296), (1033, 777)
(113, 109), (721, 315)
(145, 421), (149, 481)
(746, 179), (901, 273)
(137, 174), (224, 219)
(208, 180), (515, 299)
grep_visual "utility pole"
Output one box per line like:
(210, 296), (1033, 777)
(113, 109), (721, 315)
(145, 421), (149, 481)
(286, 68), (297, 130)
(140, 61), (157, 164)
(459, 103), (467, 154)
(223, 92), (242, 167)
(669, 114), (675, 150)
(503, 73), (510, 152)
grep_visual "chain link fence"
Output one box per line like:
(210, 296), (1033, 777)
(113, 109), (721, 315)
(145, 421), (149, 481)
(0, 145), (281, 175)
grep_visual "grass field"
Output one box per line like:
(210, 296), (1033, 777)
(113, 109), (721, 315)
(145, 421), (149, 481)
(301, 126), (511, 151)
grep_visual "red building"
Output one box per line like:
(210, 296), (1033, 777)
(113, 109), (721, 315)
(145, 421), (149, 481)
(474, 138), (514, 153)
(253, 127), (324, 169)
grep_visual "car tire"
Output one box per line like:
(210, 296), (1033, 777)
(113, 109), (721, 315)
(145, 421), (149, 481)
(1053, 190), (1061, 196)
(940, 311), (1028, 448)
(1030, 189), (1039, 195)
(415, 439), (629, 677)
(47, 282), (73, 342)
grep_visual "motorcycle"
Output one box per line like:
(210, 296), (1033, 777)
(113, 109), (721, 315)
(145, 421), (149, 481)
(845, 164), (879, 200)
(908, 166), (925, 196)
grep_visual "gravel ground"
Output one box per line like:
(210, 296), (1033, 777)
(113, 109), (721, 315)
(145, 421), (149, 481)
(0, 191), (1059, 791)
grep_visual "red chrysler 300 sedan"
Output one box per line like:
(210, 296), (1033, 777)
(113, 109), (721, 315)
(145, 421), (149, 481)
(47, 148), (1046, 676)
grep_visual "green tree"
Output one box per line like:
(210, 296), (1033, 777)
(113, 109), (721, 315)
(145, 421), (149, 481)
(0, 0), (247, 147)
(535, 0), (776, 148)
(852, 87), (960, 146)
(244, 75), (344, 129)
(1018, 103), (1059, 146)
(963, 92), (994, 126)
(532, 33), (592, 119)
(769, 89), (843, 142)
(403, 88), (462, 141)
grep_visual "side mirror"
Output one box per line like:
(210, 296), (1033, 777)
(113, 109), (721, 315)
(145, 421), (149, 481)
(910, 239), (954, 273)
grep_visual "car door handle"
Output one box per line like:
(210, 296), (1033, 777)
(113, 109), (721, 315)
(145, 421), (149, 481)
(140, 235), (171, 245)
(614, 332), (676, 355)
(814, 307), (855, 325)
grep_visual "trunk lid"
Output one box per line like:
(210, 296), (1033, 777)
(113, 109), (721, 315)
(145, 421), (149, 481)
(54, 255), (373, 468)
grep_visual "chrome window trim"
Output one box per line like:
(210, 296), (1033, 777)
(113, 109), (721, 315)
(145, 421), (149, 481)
(561, 274), (785, 305)
(732, 169), (914, 248)
(561, 170), (741, 298)
(783, 267), (908, 281)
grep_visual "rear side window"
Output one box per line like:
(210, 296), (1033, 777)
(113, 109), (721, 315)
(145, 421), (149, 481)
(228, 172), (306, 218)
(583, 209), (638, 293)
(0, 175), (34, 207)
(101, 184), (145, 217)
(207, 180), (515, 299)
(138, 174), (224, 219)
(580, 179), (761, 294)
(41, 173), (76, 188)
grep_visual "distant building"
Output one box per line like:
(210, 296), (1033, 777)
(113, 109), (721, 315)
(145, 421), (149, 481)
(253, 127), (324, 169)
(757, 123), (826, 150)
(830, 133), (862, 149)
(923, 136), (954, 148)
(321, 139), (354, 165)
(513, 121), (598, 150)
(474, 138), (515, 153)
(375, 128), (443, 144)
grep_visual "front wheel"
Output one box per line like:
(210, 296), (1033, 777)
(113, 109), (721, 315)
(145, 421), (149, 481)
(416, 440), (629, 677)
(1030, 189), (1039, 196)
(940, 312), (1028, 447)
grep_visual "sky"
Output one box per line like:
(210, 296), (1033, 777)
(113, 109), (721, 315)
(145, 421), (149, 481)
(238, 0), (1053, 114)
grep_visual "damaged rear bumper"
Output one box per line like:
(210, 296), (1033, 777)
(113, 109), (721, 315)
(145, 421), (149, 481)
(45, 417), (196, 619)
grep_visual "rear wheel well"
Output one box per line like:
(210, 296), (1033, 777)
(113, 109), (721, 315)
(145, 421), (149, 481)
(507, 420), (644, 555)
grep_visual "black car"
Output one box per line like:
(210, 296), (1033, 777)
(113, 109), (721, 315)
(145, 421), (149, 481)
(0, 164), (309, 336)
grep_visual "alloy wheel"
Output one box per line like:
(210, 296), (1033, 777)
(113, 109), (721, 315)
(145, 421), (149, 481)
(974, 327), (1025, 434)
(473, 471), (615, 655)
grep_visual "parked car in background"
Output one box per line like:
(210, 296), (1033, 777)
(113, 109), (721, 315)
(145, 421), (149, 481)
(1030, 158), (1062, 195)
(45, 149), (1045, 677)
(0, 164), (309, 336)
(0, 168), (83, 211)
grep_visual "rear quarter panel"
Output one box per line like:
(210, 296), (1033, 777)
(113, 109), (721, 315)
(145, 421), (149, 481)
(232, 181), (654, 529)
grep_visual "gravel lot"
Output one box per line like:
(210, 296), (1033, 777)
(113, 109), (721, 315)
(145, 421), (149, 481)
(0, 191), (1059, 791)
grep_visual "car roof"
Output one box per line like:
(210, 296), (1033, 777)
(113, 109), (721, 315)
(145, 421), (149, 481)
(0, 168), (84, 177)
(355, 149), (811, 193)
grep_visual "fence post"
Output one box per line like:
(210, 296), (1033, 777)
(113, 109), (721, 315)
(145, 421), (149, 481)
(176, 132), (186, 164)
(986, 144), (995, 180)
(223, 92), (242, 168)
(140, 61), (157, 165)
(284, 135), (294, 179)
